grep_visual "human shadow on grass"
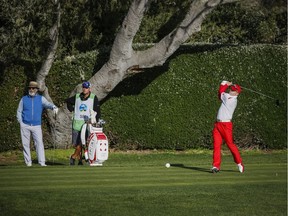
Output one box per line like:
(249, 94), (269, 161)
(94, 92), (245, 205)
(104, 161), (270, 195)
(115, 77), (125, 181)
(171, 164), (211, 173)
(46, 161), (65, 166)
(170, 164), (237, 173)
(32, 160), (65, 166)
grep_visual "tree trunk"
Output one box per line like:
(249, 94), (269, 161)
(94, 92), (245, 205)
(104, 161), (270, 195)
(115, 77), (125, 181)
(34, 2), (62, 145)
(51, 0), (239, 148)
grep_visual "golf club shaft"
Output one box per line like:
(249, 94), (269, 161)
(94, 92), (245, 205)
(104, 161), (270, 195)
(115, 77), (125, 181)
(241, 86), (275, 100)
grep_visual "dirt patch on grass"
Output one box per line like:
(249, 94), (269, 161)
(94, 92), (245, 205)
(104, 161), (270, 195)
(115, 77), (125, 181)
(0, 151), (22, 165)
(0, 155), (19, 164)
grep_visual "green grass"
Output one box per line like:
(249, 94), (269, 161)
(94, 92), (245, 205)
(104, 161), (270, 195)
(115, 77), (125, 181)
(0, 150), (287, 216)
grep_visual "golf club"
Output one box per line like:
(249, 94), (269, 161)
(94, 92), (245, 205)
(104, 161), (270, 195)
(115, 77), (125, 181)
(241, 86), (280, 106)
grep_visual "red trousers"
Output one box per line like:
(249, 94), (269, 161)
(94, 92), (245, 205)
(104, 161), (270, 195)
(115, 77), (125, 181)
(212, 122), (242, 169)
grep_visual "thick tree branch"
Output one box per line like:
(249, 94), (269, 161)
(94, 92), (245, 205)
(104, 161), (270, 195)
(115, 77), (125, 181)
(36, 2), (61, 126)
(109, 0), (149, 64)
(89, 0), (151, 100)
(36, 1), (61, 99)
(135, 0), (239, 67)
(53, 0), (241, 147)
(90, 0), (241, 100)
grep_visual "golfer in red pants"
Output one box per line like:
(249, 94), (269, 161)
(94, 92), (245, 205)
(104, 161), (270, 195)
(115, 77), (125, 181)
(212, 81), (244, 173)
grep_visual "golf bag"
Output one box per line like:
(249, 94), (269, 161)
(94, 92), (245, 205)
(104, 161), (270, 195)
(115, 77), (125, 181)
(80, 111), (108, 166)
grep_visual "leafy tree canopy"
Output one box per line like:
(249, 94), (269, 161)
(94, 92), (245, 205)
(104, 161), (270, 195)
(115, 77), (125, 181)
(0, 0), (286, 63)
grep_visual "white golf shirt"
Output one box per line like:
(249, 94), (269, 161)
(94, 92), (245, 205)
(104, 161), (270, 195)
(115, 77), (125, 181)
(216, 82), (238, 121)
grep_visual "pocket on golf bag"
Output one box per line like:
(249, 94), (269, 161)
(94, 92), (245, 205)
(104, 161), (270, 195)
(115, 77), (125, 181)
(87, 132), (109, 163)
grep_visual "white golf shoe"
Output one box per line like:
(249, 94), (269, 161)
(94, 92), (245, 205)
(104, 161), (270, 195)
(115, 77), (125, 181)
(237, 163), (244, 173)
(211, 167), (220, 173)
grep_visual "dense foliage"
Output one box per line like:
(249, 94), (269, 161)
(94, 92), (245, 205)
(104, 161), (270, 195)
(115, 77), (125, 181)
(1, 44), (286, 151)
(101, 44), (287, 150)
(0, 0), (286, 63)
(0, 1), (286, 151)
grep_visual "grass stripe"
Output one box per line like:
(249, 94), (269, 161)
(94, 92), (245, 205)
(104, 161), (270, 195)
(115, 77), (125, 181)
(0, 150), (286, 216)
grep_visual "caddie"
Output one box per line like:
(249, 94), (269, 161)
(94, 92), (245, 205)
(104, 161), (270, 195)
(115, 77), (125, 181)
(65, 81), (101, 165)
(16, 81), (58, 166)
(211, 80), (244, 173)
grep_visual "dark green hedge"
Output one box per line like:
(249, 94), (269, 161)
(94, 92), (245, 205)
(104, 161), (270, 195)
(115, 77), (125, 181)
(0, 51), (99, 152)
(0, 62), (37, 151)
(0, 44), (286, 152)
(101, 45), (287, 150)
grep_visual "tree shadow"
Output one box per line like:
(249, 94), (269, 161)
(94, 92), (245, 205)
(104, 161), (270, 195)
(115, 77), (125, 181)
(0, 61), (5, 85)
(32, 159), (65, 166)
(46, 161), (65, 166)
(100, 44), (236, 105)
(156, 1), (190, 40)
(93, 46), (111, 74)
(92, 3), (131, 74)
(171, 163), (211, 173)
(7, 58), (42, 96)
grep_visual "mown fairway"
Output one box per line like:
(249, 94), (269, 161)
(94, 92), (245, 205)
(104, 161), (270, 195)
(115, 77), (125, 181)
(0, 150), (286, 216)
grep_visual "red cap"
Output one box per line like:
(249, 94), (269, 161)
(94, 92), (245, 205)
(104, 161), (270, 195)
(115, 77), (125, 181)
(231, 84), (242, 94)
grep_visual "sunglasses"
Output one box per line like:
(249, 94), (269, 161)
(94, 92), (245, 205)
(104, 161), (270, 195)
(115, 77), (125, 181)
(28, 87), (37, 90)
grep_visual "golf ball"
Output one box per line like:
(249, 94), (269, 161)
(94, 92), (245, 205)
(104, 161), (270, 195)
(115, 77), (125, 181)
(165, 163), (170, 168)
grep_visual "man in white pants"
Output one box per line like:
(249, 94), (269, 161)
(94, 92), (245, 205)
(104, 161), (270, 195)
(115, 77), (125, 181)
(17, 81), (58, 166)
